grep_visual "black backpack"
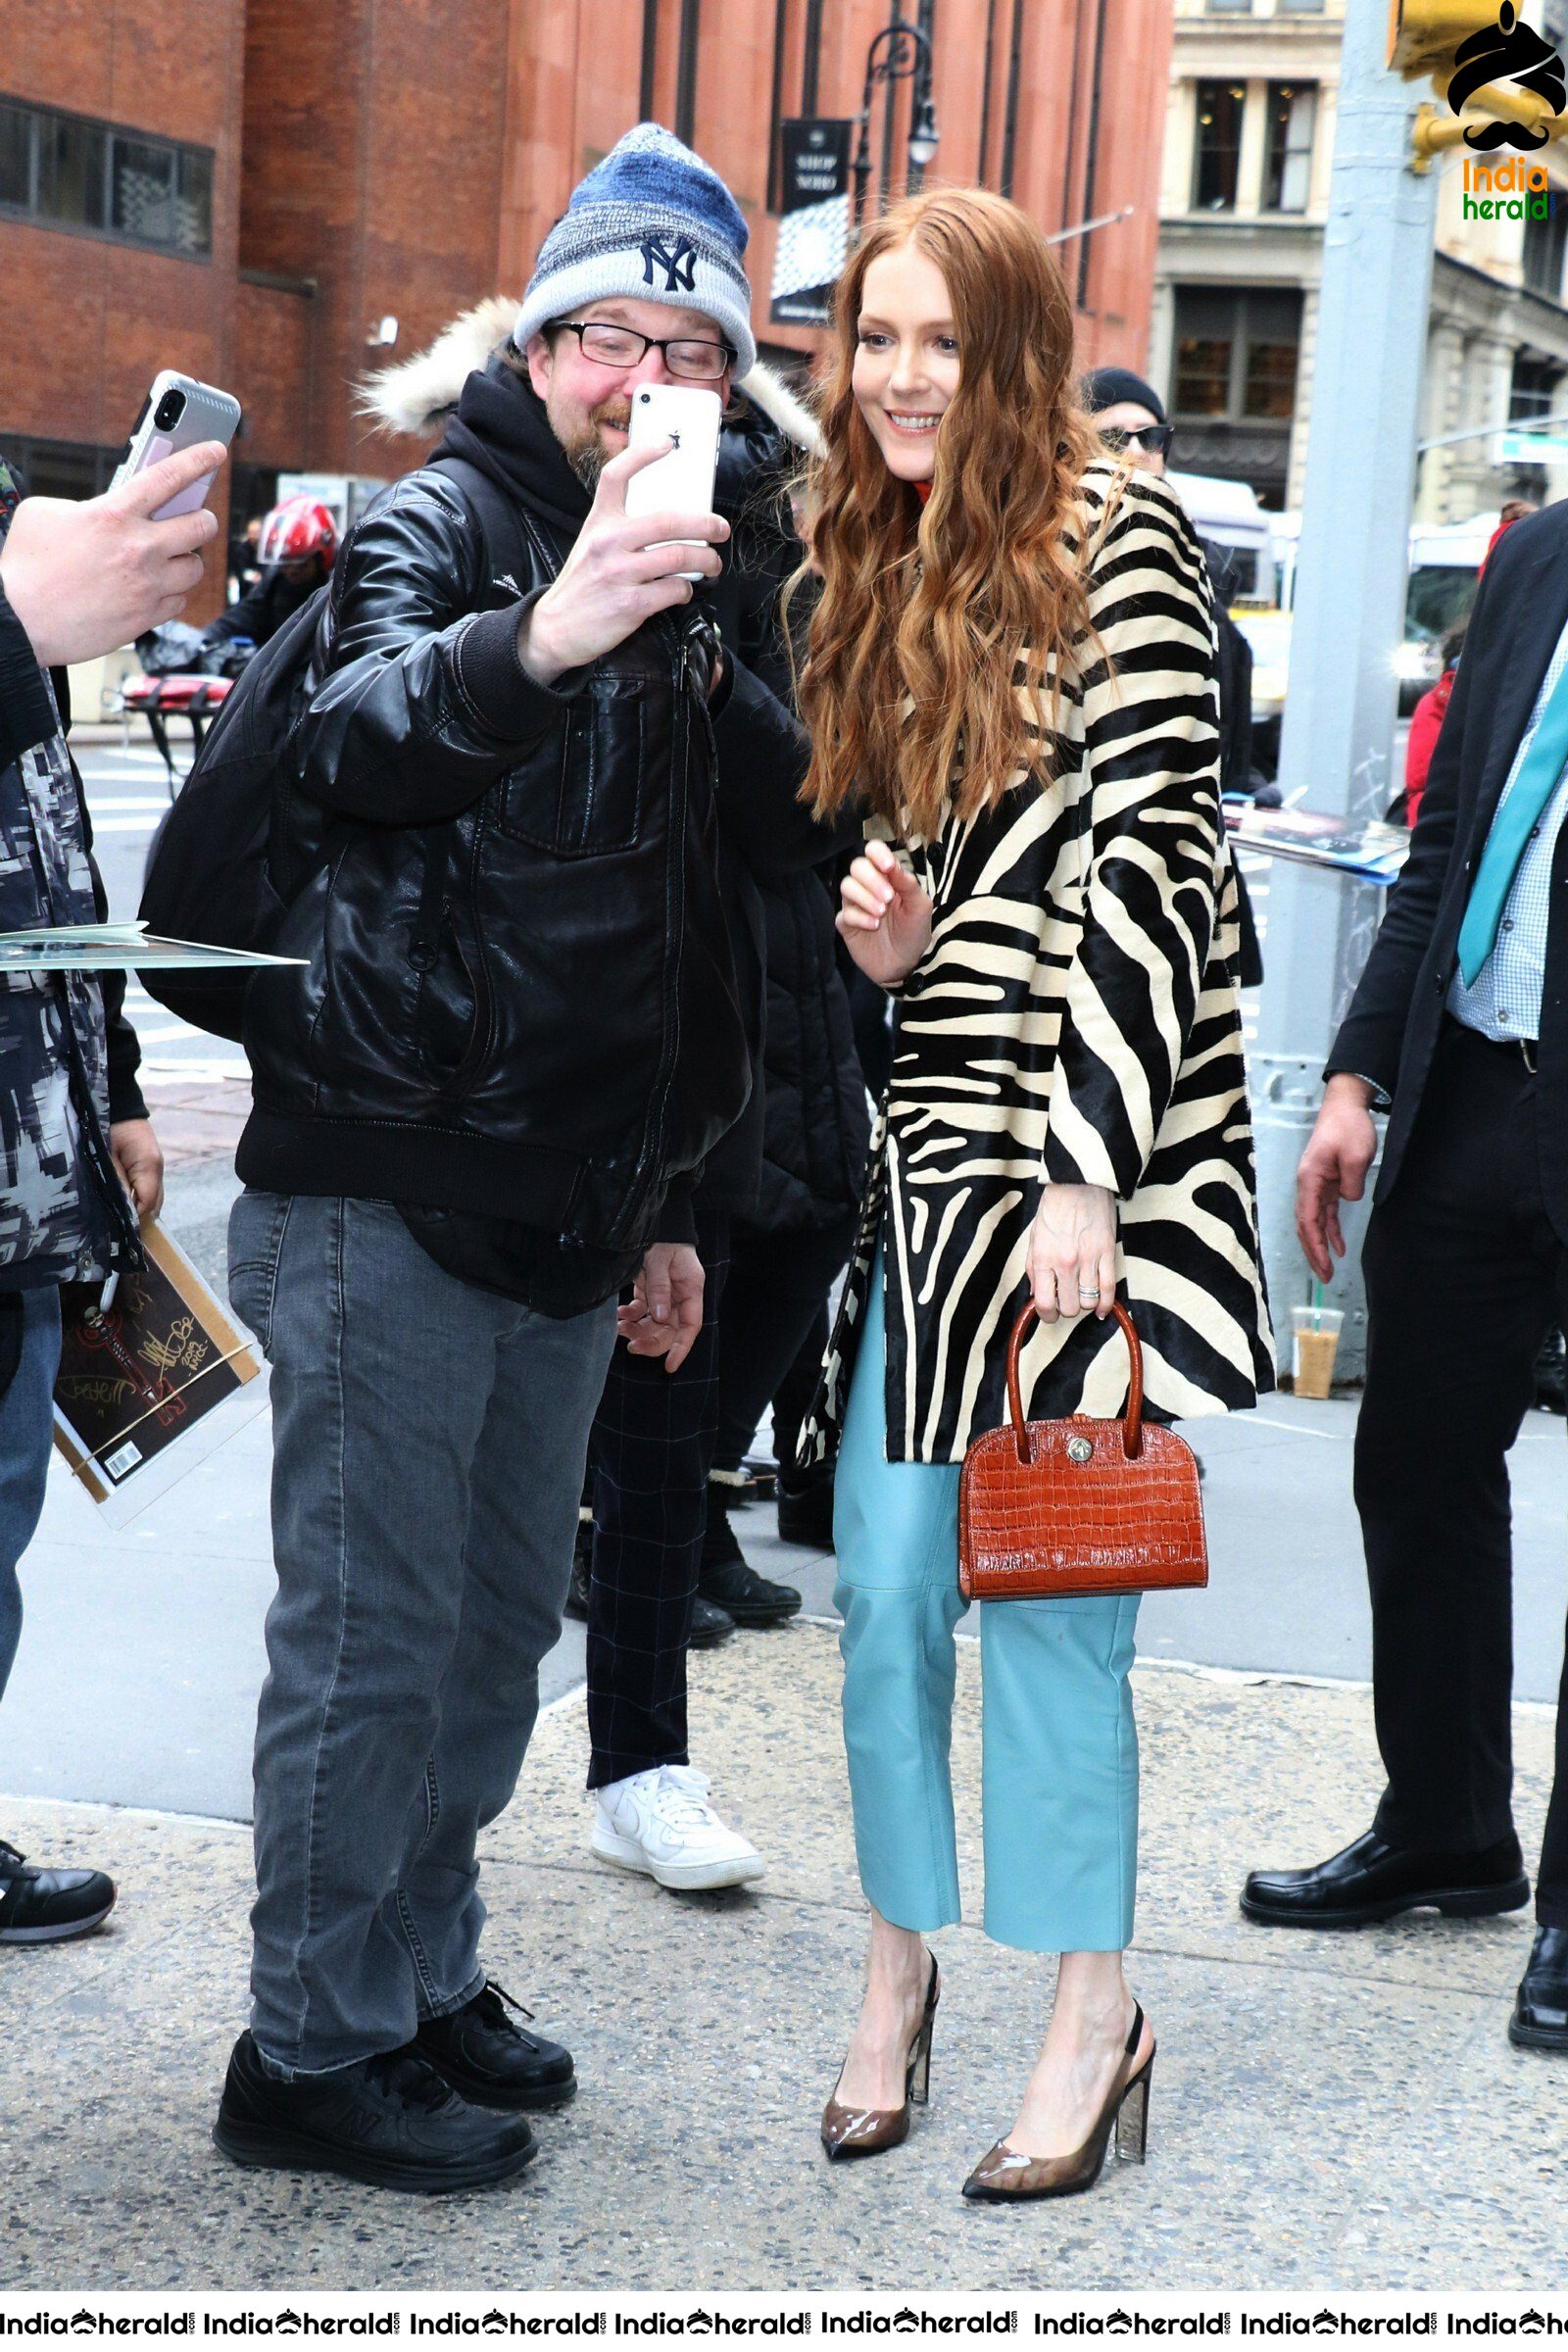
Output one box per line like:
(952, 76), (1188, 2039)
(136, 456), (527, 1042)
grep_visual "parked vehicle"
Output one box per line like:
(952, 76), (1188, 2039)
(1169, 468), (1278, 607)
(1272, 506), (1497, 714)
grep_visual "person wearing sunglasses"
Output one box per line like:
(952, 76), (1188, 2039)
(1080, 368), (1175, 470)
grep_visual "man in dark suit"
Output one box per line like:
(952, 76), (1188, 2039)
(1240, 500), (1568, 2052)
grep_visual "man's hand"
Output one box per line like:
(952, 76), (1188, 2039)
(0, 442), (228, 668)
(1028, 1182), (1117, 1324)
(517, 441), (729, 684)
(110, 1117), (166, 1222)
(616, 1243), (706, 1373)
(836, 837), (934, 990)
(1296, 1073), (1377, 1283)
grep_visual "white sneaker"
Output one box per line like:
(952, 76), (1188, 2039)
(590, 1763), (765, 1891)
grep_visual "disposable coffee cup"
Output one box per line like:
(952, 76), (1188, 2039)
(1292, 1305), (1344, 1398)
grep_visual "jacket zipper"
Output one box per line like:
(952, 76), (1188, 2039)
(610, 627), (695, 1246)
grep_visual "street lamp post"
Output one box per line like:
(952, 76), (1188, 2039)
(852, 15), (940, 227)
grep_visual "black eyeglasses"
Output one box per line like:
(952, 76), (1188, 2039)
(1099, 422), (1174, 457)
(553, 320), (737, 383)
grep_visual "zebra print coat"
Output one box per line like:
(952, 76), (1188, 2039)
(803, 461), (1275, 1468)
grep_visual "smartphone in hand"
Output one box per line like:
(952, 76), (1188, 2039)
(623, 384), (722, 581)
(111, 370), (241, 520)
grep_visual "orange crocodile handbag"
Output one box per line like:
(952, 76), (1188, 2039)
(957, 1298), (1207, 1601)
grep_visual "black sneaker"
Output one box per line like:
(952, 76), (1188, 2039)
(213, 2031), (538, 2193)
(415, 1980), (575, 2110)
(775, 1476), (835, 1551)
(0, 1838), (116, 1944)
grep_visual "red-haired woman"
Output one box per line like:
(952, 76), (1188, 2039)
(796, 191), (1273, 2199)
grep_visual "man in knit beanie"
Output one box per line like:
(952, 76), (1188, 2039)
(217, 125), (838, 2193)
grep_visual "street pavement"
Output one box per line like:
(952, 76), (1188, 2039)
(1, 726), (1562, 2287)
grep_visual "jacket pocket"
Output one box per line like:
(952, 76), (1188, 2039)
(498, 675), (647, 857)
(416, 906), (489, 1100)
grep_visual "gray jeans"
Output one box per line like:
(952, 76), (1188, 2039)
(228, 1191), (617, 2075)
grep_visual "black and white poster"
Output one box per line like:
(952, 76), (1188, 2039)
(769, 118), (854, 326)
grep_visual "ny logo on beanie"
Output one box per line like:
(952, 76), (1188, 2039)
(641, 234), (698, 294)
(514, 123), (759, 378)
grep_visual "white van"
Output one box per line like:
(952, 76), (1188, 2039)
(1273, 506), (1497, 710)
(1400, 513), (1496, 700)
(1167, 469), (1278, 607)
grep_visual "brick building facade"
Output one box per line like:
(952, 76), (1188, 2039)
(2, 0), (1176, 619)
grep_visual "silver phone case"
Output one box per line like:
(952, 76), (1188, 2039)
(113, 370), (242, 517)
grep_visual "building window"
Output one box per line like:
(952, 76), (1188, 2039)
(1173, 287), (1302, 418)
(1506, 355), (1561, 483)
(1192, 82), (1247, 213)
(1205, 0), (1253, 13)
(0, 436), (120, 501)
(1509, 354), (1561, 422)
(1175, 334), (1233, 415)
(1262, 83), (1316, 213)
(1279, 0), (1325, 13)
(1245, 335), (1300, 416)
(0, 95), (212, 258)
(1522, 196), (1568, 301)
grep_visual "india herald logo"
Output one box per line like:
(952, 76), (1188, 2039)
(1450, 2), (1566, 150)
(641, 233), (699, 293)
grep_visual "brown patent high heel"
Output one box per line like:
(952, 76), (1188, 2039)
(820, 1952), (940, 2161)
(961, 2000), (1154, 2202)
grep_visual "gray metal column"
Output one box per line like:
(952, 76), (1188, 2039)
(1249, 0), (1439, 1378)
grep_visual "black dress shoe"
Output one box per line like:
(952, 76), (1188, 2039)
(1510, 1924), (1568, 2051)
(698, 1548), (802, 1627)
(688, 1590), (736, 1647)
(213, 2031), (537, 2192)
(1242, 1828), (1530, 1929)
(0, 1838), (116, 1944)
(699, 1496), (801, 1625)
(570, 1539), (732, 1646)
(415, 1980), (575, 2110)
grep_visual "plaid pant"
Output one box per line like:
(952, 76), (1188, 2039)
(584, 1209), (731, 1788)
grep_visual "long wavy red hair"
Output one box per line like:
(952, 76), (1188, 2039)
(795, 188), (1101, 835)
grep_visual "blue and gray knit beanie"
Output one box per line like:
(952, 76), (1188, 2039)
(515, 123), (756, 378)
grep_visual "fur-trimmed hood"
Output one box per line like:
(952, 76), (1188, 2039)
(359, 297), (822, 456)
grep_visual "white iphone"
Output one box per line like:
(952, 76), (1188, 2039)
(111, 370), (242, 520)
(623, 383), (723, 581)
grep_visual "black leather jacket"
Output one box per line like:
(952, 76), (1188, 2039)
(237, 363), (829, 1256)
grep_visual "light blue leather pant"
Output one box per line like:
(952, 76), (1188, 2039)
(833, 1250), (1140, 1953)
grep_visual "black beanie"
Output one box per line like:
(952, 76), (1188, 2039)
(1080, 367), (1166, 422)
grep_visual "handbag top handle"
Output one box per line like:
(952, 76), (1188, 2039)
(1004, 1299), (1145, 1466)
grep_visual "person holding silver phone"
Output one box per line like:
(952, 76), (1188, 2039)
(217, 122), (848, 2196)
(0, 432), (226, 1949)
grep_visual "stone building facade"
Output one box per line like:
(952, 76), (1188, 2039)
(1150, 0), (1568, 518)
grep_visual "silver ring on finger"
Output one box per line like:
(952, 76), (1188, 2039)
(1078, 1287), (1101, 1300)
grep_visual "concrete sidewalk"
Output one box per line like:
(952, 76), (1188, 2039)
(3, 1628), (1565, 2294)
(5, 1078), (1566, 2289)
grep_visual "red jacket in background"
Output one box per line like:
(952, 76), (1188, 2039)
(1403, 667), (1454, 829)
